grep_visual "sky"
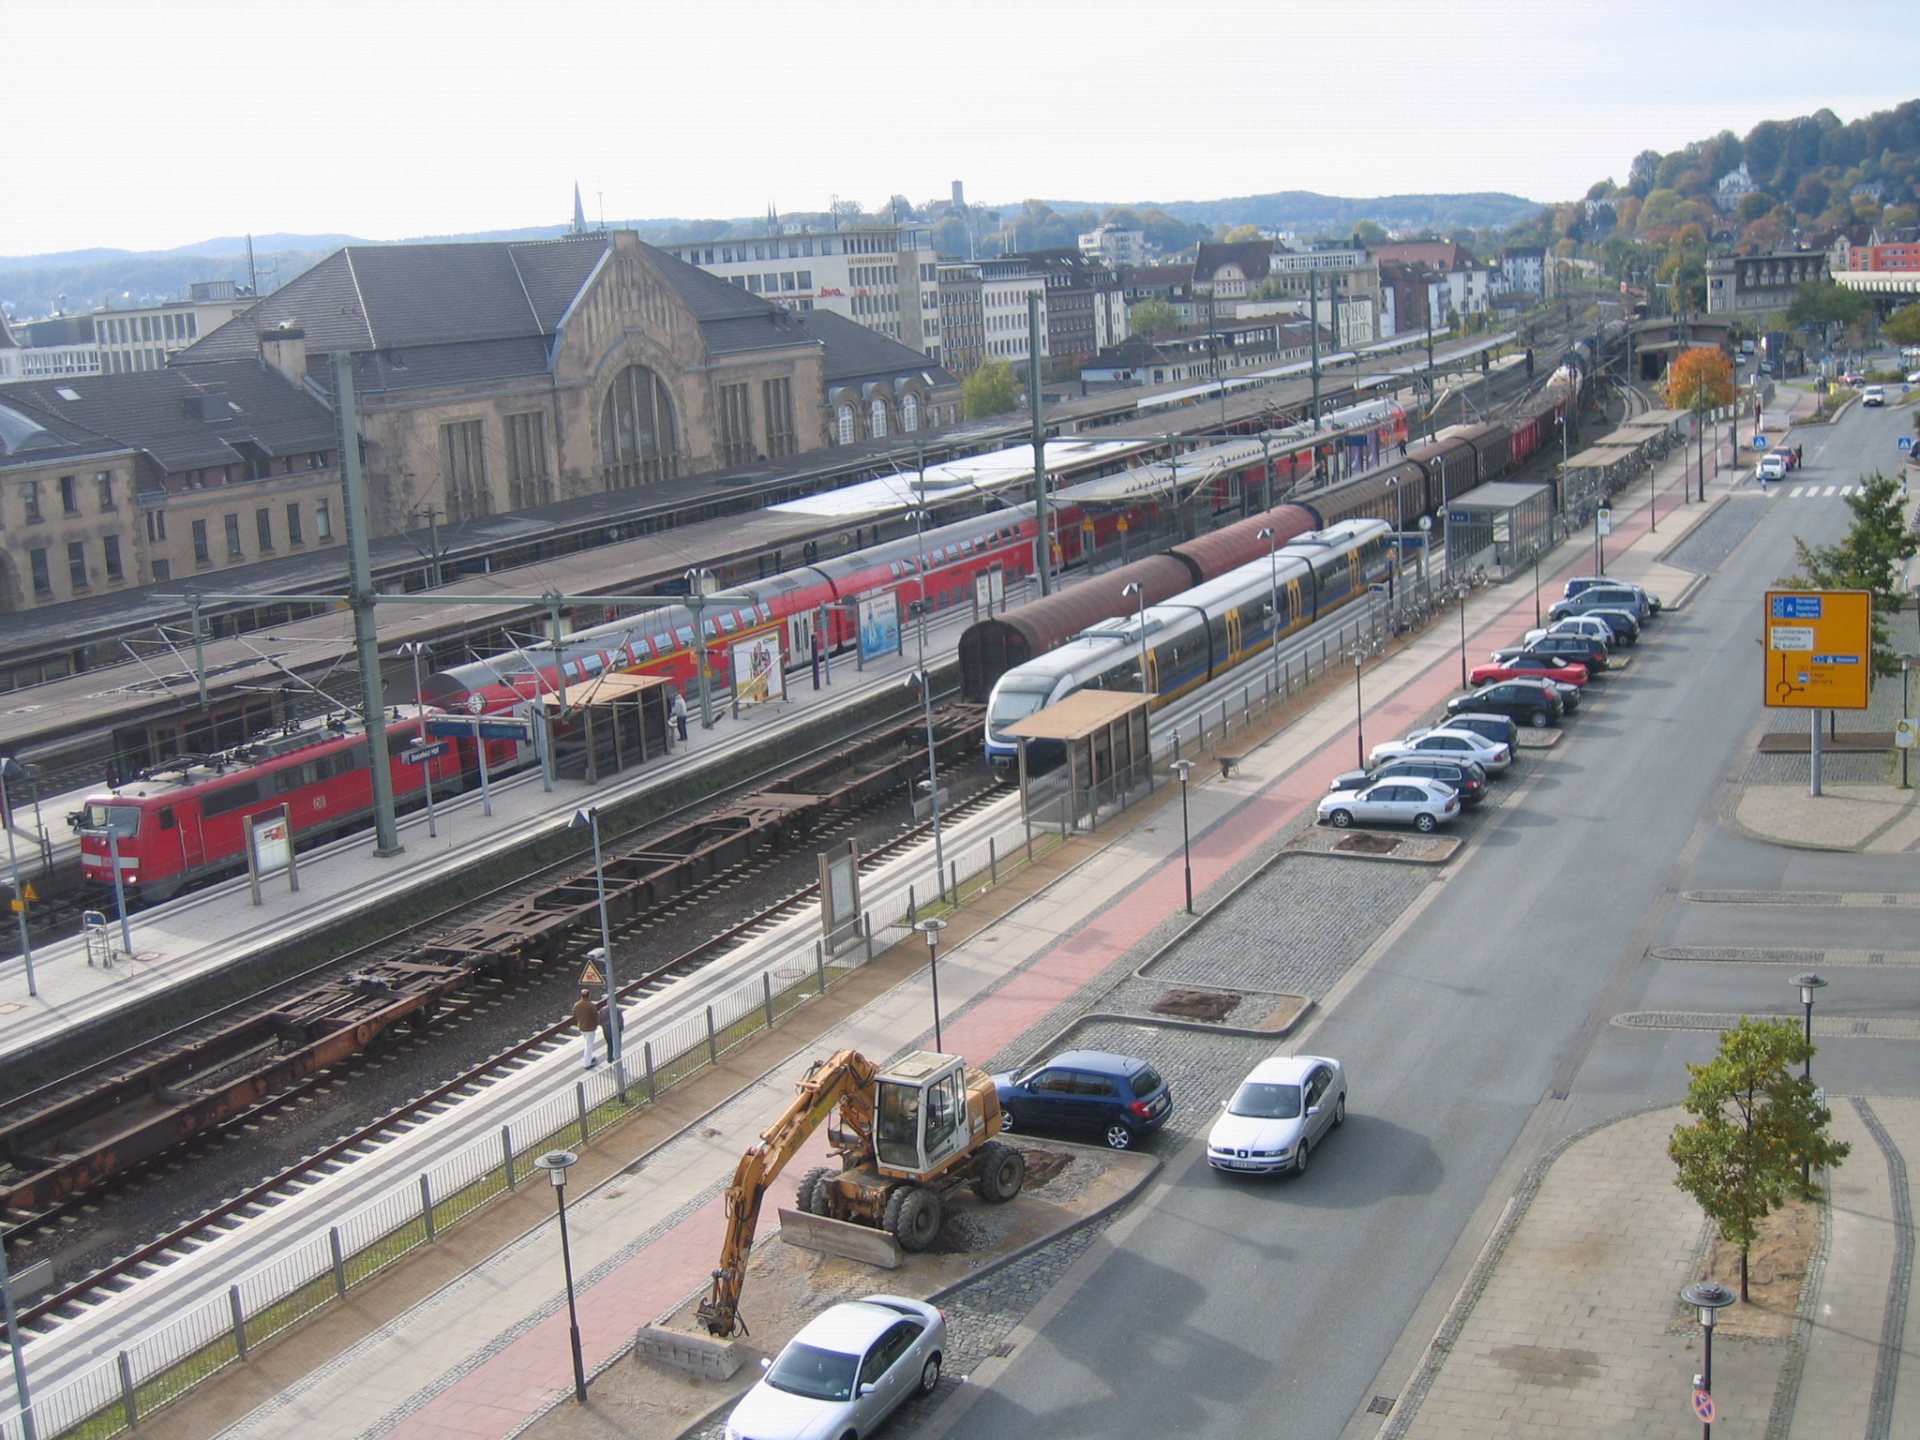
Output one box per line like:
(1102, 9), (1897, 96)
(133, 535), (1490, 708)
(8, 0), (1917, 258)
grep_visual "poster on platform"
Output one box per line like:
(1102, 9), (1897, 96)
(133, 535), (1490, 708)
(731, 632), (785, 708)
(858, 592), (901, 662)
(245, 804), (299, 905)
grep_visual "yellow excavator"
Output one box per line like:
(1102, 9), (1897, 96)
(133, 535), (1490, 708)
(697, 1047), (1025, 1337)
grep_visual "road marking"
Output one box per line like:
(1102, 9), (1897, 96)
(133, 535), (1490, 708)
(1652, 945), (1920, 967)
(1614, 1011), (1920, 1039)
(1683, 889), (1920, 906)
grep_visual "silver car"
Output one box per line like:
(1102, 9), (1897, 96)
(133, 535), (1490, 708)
(1207, 1054), (1347, 1175)
(726, 1294), (945, 1440)
(1316, 777), (1461, 832)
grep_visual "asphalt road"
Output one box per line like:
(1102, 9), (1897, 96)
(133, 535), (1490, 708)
(920, 400), (1917, 1440)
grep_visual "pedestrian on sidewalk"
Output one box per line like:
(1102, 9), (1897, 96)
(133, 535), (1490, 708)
(598, 992), (617, 1064)
(670, 688), (689, 743)
(572, 988), (600, 1069)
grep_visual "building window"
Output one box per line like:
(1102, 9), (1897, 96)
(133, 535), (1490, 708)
(836, 404), (855, 445)
(316, 498), (333, 541)
(762, 378), (796, 459)
(869, 398), (889, 438)
(598, 364), (680, 489)
(256, 508), (273, 551)
(902, 393), (919, 432)
(23, 481), (42, 524)
(152, 558), (170, 582)
(96, 470), (115, 510)
(718, 383), (754, 467)
(29, 548), (50, 597)
(103, 534), (123, 582)
(67, 540), (89, 589)
(438, 419), (491, 522)
(503, 411), (551, 509)
(145, 509), (167, 543)
(286, 502), (303, 546)
(58, 475), (79, 514)
(224, 513), (243, 558)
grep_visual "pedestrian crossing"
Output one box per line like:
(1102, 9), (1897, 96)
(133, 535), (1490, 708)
(1766, 483), (1867, 498)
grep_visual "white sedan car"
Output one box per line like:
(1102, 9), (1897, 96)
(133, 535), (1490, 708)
(1524, 615), (1619, 650)
(1374, 727), (1512, 773)
(725, 1295), (945, 1440)
(1316, 777), (1460, 832)
(1208, 1054), (1347, 1175)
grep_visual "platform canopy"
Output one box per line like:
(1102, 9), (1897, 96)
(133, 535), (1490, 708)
(1003, 688), (1153, 741)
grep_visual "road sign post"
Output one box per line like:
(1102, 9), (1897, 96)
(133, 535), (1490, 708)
(1766, 590), (1872, 797)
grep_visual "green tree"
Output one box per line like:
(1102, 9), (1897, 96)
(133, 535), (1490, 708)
(1780, 472), (1920, 677)
(1351, 219), (1388, 246)
(1884, 305), (1920, 348)
(1127, 298), (1180, 338)
(961, 358), (1020, 420)
(1786, 281), (1868, 332)
(1669, 1019), (1849, 1301)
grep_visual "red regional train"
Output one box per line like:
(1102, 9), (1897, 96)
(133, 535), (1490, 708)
(75, 709), (458, 899)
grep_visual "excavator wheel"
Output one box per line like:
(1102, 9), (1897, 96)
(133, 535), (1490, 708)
(796, 1166), (836, 1218)
(884, 1185), (944, 1251)
(970, 1141), (1026, 1203)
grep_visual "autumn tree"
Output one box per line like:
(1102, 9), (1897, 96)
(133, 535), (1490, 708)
(1127, 298), (1180, 339)
(1779, 472), (1920, 677)
(1664, 346), (1735, 412)
(1669, 1019), (1849, 1301)
(961, 359), (1020, 420)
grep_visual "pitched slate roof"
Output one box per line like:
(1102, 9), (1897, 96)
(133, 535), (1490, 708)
(1194, 241), (1272, 284)
(0, 362), (337, 476)
(789, 310), (955, 387)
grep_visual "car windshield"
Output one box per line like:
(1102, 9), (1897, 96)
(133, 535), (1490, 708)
(1229, 1081), (1302, 1119)
(766, 1341), (859, 1401)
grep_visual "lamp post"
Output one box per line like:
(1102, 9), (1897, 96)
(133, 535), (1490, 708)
(915, 918), (947, 1050)
(1793, 971), (1828, 1187)
(1530, 544), (1543, 627)
(1256, 526), (1282, 684)
(905, 670), (947, 905)
(905, 509), (933, 668)
(399, 642), (438, 838)
(1169, 758), (1194, 915)
(1681, 1280), (1736, 1439)
(1904, 657), (1913, 790)
(0, 1236), (34, 1440)
(0, 758), (38, 996)
(684, 566), (716, 729)
(1121, 581), (1149, 694)
(569, 809), (623, 1076)
(1457, 584), (1469, 689)
(533, 1151), (588, 1405)
(1352, 648), (1366, 769)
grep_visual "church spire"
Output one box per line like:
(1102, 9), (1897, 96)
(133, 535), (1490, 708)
(572, 182), (587, 235)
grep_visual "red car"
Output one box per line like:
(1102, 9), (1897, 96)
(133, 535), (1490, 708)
(1469, 654), (1590, 687)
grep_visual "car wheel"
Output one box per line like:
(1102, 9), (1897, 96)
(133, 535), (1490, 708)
(1328, 808), (1353, 828)
(998, 1106), (1016, 1133)
(886, 1185), (944, 1251)
(1414, 813), (1437, 833)
(1294, 1140), (1308, 1176)
(1334, 1093), (1346, 1127)
(1529, 710), (1549, 729)
(917, 1353), (942, 1396)
(1103, 1122), (1135, 1150)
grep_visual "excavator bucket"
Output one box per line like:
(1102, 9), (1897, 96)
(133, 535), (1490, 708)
(775, 1205), (903, 1268)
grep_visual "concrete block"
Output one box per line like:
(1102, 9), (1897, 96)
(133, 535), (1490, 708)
(776, 1206), (902, 1268)
(634, 1325), (747, 1381)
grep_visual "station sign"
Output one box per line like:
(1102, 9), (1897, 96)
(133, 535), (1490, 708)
(427, 715), (534, 742)
(401, 741), (449, 765)
(1764, 590), (1871, 710)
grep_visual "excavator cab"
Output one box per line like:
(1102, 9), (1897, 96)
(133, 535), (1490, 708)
(872, 1052), (975, 1176)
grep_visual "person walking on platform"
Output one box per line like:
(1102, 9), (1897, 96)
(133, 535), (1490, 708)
(598, 992), (617, 1065)
(670, 688), (690, 743)
(572, 988), (601, 1069)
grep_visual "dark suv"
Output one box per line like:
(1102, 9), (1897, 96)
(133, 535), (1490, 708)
(1448, 681), (1563, 728)
(993, 1050), (1172, 1150)
(1493, 635), (1608, 671)
(1328, 756), (1488, 806)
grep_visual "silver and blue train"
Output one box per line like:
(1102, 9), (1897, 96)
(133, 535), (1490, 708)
(984, 518), (1394, 769)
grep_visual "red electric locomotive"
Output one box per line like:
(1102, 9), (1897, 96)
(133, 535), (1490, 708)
(75, 708), (460, 900)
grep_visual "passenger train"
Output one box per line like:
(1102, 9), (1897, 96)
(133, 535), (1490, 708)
(984, 519), (1395, 769)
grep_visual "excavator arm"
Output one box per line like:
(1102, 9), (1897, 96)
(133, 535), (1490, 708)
(697, 1049), (878, 1337)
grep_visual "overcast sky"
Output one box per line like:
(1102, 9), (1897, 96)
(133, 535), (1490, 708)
(10, 0), (1915, 257)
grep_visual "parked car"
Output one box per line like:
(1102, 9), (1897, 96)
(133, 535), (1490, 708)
(1316, 777), (1461, 833)
(1430, 712), (1519, 750)
(1566, 577), (1661, 614)
(725, 1295), (945, 1440)
(1513, 675), (1582, 713)
(1447, 682), (1563, 729)
(1328, 756), (1487, 807)
(1550, 587), (1650, 624)
(1772, 447), (1800, 471)
(1207, 1055), (1347, 1176)
(993, 1050), (1171, 1150)
(1863, 385), (1886, 407)
(1581, 607), (1642, 645)
(1470, 654), (1590, 687)
(1491, 635), (1608, 671)
(1524, 615), (1623, 650)
(1371, 728), (1512, 773)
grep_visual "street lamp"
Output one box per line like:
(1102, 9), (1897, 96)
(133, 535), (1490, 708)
(1121, 581), (1150, 694)
(904, 671), (947, 905)
(569, 809), (623, 1075)
(533, 1151), (588, 1405)
(915, 918), (947, 1050)
(398, 642), (438, 838)
(1352, 648), (1366, 769)
(1256, 526), (1282, 683)
(1681, 1280), (1736, 1439)
(0, 757), (38, 996)
(684, 566), (717, 729)
(1457, 584), (1470, 689)
(1169, 758), (1195, 915)
(1793, 971), (1828, 1187)
(0, 1237), (34, 1440)
(905, 509), (934, 668)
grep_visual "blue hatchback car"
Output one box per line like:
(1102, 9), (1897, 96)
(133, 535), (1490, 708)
(991, 1050), (1172, 1150)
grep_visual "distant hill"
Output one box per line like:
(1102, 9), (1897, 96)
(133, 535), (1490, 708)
(1041, 190), (1542, 235)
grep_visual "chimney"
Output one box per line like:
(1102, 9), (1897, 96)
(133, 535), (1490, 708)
(260, 323), (308, 382)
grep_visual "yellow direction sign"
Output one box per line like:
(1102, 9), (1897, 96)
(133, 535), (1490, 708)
(1765, 590), (1872, 710)
(579, 958), (605, 987)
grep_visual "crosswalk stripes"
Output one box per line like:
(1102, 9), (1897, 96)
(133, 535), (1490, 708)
(1776, 484), (1858, 498)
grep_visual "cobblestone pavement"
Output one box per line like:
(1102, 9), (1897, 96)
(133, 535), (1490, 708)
(1663, 492), (1770, 575)
(1741, 670), (1912, 785)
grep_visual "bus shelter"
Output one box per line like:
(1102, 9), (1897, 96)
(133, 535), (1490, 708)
(1443, 482), (1554, 579)
(1004, 690), (1154, 837)
(538, 671), (672, 782)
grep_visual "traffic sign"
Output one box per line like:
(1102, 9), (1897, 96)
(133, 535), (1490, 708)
(1900, 437), (1913, 454)
(1596, 505), (1613, 537)
(579, 958), (604, 987)
(1693, 1388), (1716, 1423)
(1765, 590), (1872, 710)
(1753, 433), (1768, 450)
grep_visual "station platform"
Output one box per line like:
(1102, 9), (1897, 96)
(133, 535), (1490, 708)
(97, 436), (1885, 1440)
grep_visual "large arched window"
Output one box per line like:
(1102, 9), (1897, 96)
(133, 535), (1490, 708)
(869, 398), (889, 439)
(836, 404), (855, 445)
(599, 364), (680, 489)
(901, 392), (919, 433)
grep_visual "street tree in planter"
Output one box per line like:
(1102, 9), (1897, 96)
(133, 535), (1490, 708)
(1778, 471), (1920, 678)
(1668, 1018), (1849, 1301)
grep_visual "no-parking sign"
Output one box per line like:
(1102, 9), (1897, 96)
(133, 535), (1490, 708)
(1692, 1388), (1716, 1423)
